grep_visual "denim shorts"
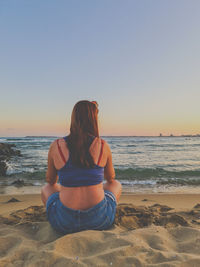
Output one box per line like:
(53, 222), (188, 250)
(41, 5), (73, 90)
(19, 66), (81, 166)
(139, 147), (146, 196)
(46, 190), (117, 234)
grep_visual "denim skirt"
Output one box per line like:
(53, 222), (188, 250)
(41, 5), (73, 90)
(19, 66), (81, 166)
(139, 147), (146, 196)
(46, 190), (117, 234)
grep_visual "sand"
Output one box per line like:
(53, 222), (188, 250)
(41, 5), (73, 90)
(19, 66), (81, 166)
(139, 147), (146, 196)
(1, 192), (200, 266)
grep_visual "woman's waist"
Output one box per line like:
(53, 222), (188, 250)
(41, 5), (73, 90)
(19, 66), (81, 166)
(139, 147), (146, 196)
(59, 183), (105, 210)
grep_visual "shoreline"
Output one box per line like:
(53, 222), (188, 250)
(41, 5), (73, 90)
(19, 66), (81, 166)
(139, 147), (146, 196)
(0, 183), (200, 196)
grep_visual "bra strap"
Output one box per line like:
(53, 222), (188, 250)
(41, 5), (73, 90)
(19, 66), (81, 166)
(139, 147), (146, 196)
(97, 140), (104, 165)
(56, 139), (66, 164)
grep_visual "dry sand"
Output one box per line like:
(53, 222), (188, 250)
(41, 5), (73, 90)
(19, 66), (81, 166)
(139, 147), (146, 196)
(1, 192), (200, 267)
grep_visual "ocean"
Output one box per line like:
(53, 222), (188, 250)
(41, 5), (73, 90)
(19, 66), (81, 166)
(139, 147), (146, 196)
(0, 136), (200, 193)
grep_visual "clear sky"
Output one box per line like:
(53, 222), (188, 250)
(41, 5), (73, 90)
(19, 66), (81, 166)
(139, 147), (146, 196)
(0, 0), (200, 136)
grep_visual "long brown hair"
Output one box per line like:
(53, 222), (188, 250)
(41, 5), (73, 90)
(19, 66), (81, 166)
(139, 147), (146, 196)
(67, 100), (99, 168)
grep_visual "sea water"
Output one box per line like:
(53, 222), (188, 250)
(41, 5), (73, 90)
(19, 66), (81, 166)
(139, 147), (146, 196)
(0, 136), (200, 193)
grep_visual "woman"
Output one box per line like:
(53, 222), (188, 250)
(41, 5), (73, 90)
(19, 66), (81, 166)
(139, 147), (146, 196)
(41, 100), (122, 234)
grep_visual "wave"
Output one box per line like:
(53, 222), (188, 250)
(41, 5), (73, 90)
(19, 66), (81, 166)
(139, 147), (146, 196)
(145, 144), (185, 148)
(115, 168), (200, 180)
(157, 178), (200, 185)
(7, 171), (46, 180)
(5, 138), (26, 141)
(116, 144), (137, 148)
(191, 144), (200, 147)
(5, 168), (146, 181)
(6, 168), (200, 180)
(3, 168), (200, 187)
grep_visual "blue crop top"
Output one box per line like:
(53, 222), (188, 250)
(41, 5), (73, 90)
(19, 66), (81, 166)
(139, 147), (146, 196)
(57, 136), (104, 187)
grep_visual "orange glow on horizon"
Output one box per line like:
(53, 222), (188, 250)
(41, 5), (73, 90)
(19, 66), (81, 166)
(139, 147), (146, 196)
(1, 116), (200, 137)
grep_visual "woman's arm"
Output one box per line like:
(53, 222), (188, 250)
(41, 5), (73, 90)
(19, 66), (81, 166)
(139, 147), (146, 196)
(104, 143), (115, 182)
(46, 142), (58, 185)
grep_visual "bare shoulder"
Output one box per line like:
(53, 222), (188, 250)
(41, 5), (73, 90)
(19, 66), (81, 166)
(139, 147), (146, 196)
(100, 138), (111, 153)
(95, 138), (111, 157)
(49, 138), (69, 155)
(51, 138), (67, 145)
(49, 138), (69, 169)
(90, 137), (107, 148)
(48, 139), (57, 153)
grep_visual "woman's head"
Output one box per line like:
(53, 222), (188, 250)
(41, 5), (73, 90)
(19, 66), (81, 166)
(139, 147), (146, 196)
(70, 100), (99, 137)
(68, 100), (99, 168)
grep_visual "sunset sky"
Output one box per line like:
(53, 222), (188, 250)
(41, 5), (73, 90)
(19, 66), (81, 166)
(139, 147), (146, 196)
(1, 0), (200, 137)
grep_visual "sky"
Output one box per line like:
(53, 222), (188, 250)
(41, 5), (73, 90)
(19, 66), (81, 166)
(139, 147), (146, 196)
(0, 0), (200, 137)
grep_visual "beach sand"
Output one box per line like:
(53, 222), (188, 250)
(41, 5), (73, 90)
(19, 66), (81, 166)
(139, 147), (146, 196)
(1, 192), (200, 266)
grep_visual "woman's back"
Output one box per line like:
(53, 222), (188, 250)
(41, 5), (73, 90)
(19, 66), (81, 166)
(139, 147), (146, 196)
(46, 136), (115, 210)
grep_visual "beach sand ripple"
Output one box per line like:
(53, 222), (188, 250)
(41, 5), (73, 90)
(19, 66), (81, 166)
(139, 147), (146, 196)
(1, 202), (200, 266)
